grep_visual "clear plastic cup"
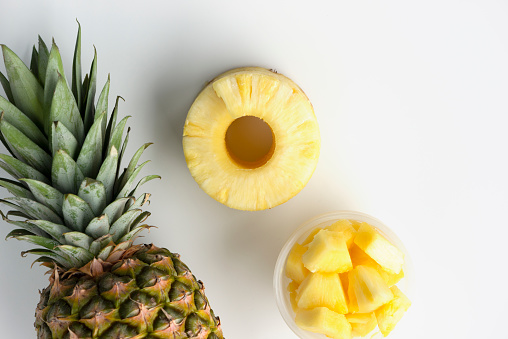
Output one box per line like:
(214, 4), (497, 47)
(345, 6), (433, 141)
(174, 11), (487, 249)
(273, 211), (414, 339)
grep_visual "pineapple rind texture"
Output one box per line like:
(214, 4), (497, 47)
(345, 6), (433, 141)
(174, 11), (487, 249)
(35, 245), (223, 339)
(0, 26), (224, 338)
(183, 67), (320, 211)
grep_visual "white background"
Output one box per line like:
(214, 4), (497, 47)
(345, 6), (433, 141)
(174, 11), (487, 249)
(0, 1), (507, 338)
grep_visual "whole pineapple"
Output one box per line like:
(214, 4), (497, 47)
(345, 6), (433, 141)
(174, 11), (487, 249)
(0, 25), (223, 338)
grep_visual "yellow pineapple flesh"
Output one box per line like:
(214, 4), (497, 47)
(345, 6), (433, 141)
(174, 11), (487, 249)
(345, 312), (377, 337)
(301, 227), (323, 246)
(302, 229), (352, 273)
(295, 307), (352, 339)
(350, 244), (404, 287)
(183, 67), (320, 211)
(297, 272), (348, 314)
(354, 223), (404, 274)
(285, 243), (310, 284)
(326, 219), (357, 248)
(348, 265), (394, 313)
(375, 286), (411, 337)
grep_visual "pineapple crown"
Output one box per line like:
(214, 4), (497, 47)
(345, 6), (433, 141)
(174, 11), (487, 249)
(0, 24), (160, 269)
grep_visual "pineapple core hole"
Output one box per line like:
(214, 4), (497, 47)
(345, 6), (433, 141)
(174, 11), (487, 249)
(225, 116), (275, 168)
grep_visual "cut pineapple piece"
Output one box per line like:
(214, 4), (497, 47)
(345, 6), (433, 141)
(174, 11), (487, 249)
(287, 281), (299, 293)
(350, 244), (404, 286)
(295, 307), (352, 339)
(301, 227), (323, 246)
(297, 272), (348, 314)
(350, 220), (362, 231)
(302, 229), (352, 273)
(289, 291), (299, 313)
(348, 265), (394, 313)
(326, 219), (356, 247)
(354, 223), (404, 274)
(375, 286), (411, 337)
(346, 312), (377, 337)
(285, 243), (310, 284)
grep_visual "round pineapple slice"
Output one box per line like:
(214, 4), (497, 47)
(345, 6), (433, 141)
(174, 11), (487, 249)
(183, 67), (320, 211)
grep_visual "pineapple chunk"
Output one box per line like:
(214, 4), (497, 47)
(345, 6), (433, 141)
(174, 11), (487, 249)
(295, 307), (352, 339)
(287, 281), (299, 293)
(326, 219), (356, 248)
(301, 227), (322, 246)
(350, 244), (404, 286)
(345, 312), (377, 337)
(350, 220), (362, 231)
(302, 230), (352, 273)
(285, 243), (310, 284)
(289, 291), (299, 312)
(354, 223), (404, 274)
(348, 266), (394, 313)
(375, 286), (411, 337)
(297, 272), (348, 314)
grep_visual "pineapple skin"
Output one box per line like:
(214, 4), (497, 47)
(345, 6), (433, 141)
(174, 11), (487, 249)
(35, 245), (223, 339)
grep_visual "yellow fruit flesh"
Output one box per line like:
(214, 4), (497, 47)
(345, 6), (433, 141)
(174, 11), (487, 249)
(285, 243), (310, 284)
(287, 219), (410, 338)
(350, 244), (404, 287)
(297, 272), (348, 314)
(354, 223), (404, 275)
(348, 266), (394, 313)
(375, 286), (411, 337)
(301, 227), (322, 246)
(183, 67), (320, 211)
(295, 307), (352, 339)
(346, 313), (377, 337)
(302, 230), (352, 273)
(326, 219), (356, 248)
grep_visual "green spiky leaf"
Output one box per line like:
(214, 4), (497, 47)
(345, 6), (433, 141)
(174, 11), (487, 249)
(1, 44), (44, 127)
(107, 116), (130, 157)
(116, 161), (149, 198)
(62, 194), (95, 232)
(20, 178), (63, 215)
(83, 48), (97, 131)
(109, 209), (143, 242)
(96, 146), (118, 201)
(2, 197), (63, 224)
(119, 143), (152, 191)
(102, 197), (129, 225)
(0, 117), (52, 175)
(0, 178), (34, 199)
(63, 231), (93, 250)
(78, 178), (106, 216)
(57, 245), (94, 266)
(30, 45), (39, 76)
(84, 214), (110, 239)
(43, 42), (66, 121)
(21, 248), (71, 268)
(27, 220), (71, 243)
(0, 70), (15, 103)
(0, 96), (48, 147)
(52, 150), (84, 194)
(37, 36), (49, 84)
(89, 234), (113, 256)
(76, 112), (104, 178)
(0, 154), (49, 183)
(72, 22), (82, 110)
(7, 229), (60, 250)
(49, 74), (84, 143)
(50, 121), (79, 158)
(1, 214), (49, 238)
